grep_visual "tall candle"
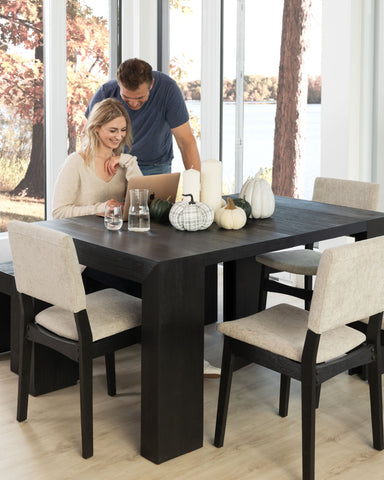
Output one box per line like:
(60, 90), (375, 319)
(183, 168), (200, 202)
(200, 159), (222, 212)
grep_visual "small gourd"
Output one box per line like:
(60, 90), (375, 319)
(232, 197), (252, 218)
(169, 194), (214, 231)
(239, 170), (275, 219)
(215, 197), (247, 230)
(150, 196), (173, 223)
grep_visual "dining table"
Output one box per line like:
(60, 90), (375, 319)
(10, 195), (384, 464)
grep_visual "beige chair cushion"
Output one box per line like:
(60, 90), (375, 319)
(217, 304), (366, 364)
(35, 289), (141, 341)
(256, 249), (321, 276)
(255, 177), (379, 277)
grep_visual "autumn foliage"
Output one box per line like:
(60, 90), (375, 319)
(0, 0), (109, 198)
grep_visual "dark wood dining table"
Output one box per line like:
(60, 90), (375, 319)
(11, 195), (384, 464)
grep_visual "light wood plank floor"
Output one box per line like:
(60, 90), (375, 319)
(1, 282), (384, 479)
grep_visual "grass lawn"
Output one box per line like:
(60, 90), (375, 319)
(0, 193), (45, 233)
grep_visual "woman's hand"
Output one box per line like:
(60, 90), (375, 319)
(106, 198), (124, 209)
(104, 156), (120, 176)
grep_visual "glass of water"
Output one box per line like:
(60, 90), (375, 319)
(104, 204), (123, 231)
(128, 189), (150, 232)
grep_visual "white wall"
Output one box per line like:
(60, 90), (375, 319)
(321, 0), (384, 209)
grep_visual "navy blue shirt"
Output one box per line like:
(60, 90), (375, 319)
(85, 72), (189, 168)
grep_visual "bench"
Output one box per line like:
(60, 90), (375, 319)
(0, 261), (15, 355)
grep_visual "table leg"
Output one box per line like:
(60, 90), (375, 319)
(140, 260), (205, 464)
(223, 257), (262, 321)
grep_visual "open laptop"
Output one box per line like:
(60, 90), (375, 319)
(123, 172), (181, 221)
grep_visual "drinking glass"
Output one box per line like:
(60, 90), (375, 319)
(104, 204), (123, 231)
(128, 189), (150, 232)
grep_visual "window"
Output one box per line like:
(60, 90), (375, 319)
(0, 1), (45, 233)
(166, 0), (322, 198)
(168, 0), (202, 173)
(66, 0), (111, 153)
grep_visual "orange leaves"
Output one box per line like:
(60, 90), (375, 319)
(1, 0), (109, 132)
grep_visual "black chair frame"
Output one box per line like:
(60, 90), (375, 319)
(214, 312), (384, 480)
(17, 293), (141, 459)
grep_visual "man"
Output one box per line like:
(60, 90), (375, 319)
(86, 58), (201, 175)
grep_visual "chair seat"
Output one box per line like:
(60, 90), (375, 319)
(217, 304), (366, 363)
(35, 289), (141, 341)
(256, 249), (322, 276)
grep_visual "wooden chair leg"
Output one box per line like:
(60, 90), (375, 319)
(304, 275), (312, 311)
(257, 265), (269, 311)
(79, 354), (93, 459)
(17, 336), (33, 422)
(105, 352), (116, 397)
(367, 360), (384, 450)
(301, 378), (317, 480)
(214, 338), (235, 448)
(316, 384), (321, 409)
(279, 374), (291, 417)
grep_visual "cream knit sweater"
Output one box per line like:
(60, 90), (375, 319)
(52, 152), (142, 219)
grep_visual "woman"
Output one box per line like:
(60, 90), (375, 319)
(53, 98), (142, 219)
(53, 99), (220, 378)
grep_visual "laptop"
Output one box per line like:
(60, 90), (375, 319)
(123, 172), (181, 221)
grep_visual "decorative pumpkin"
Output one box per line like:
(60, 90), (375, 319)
(239, 171), (275, 219)
(215, 197), (247, 230)
(150, 196), (173, 223)
(169, 194), (214, 231)
(232, 197), (252, 218)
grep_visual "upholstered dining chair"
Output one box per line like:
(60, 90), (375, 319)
(214, 236), (384, 480)
(7, 220), (142, 459)
(255, 177), (380, 311)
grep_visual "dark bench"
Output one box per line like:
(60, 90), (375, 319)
(0, 261), (15, 355)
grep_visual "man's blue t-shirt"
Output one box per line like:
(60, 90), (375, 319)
(85, 71), (189, 168)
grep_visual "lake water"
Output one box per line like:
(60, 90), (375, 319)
(173, 101), (321, 200)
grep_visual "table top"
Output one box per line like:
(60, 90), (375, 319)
(42, 196), (384, 282)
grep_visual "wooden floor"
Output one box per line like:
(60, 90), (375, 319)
(1, 281), (384, 479)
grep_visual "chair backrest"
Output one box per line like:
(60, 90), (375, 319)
(308, 235), (384, 334)
(312, 177), (379, 211)
(8, 220), (86, 313)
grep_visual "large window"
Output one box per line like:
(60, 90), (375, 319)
(0, 0), (114, 235)
(223, 0), (322, 198)
(167, 0), (322, 198)
(0, 1), (45, 233)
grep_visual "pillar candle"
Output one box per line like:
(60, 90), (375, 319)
(200, 159), (222, 212)
(183, 168), (200, 202)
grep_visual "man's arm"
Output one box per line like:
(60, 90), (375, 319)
(172, 121), (201, 171)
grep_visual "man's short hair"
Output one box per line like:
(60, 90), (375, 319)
(117, 58), (153, 90)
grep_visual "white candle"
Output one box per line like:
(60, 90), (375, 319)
(200, 159), (222, 212)
(183, 168), (200, 202)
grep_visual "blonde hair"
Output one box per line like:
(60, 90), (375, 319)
(82, 98), (133, 165)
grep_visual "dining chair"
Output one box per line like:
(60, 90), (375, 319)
(255, 177), (380, 311)
(7, 220), (142, 459)
(214, 236), (384, 480)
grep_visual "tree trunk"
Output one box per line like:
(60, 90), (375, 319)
(272, 0), (312, 198)
(12, 44), (45, 199)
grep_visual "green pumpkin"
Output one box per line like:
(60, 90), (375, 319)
(150, 196), (173, 223)
(232, 197), (252, 218)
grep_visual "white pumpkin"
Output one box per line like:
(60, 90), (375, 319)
(239, 171), (275, 219)
(169, 194), (214, 231)
(215, 197), (247, 230)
